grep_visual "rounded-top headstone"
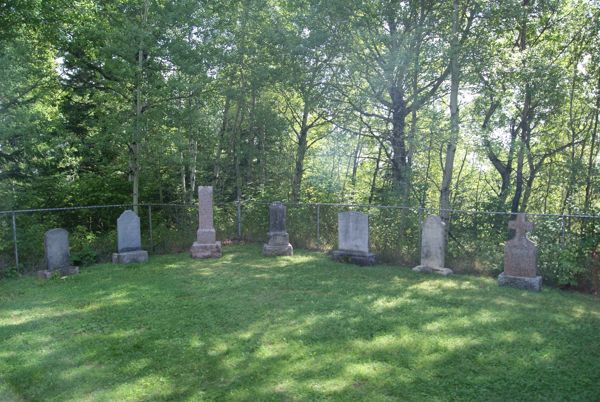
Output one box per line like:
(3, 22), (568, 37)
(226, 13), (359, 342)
(44, 228), (71, 270)
(117, 210), (142, 252)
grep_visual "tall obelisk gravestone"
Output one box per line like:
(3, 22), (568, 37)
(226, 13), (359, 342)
(262, 202), (293, 256)
(498, 213), (542, 291)
(190, 186), (222, 258)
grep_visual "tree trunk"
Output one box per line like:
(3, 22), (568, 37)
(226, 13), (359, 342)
(511, 0), (530, 214)
(584, 75), (600, 212)
(389, 85), (410, 201)
(131, 0), (149, 214)
(351, 130), (363, 188)
(562, 57), (580, 214)
(180, 150), (186, 202)
(291, 101), (310, 202)
(188, 137), (197, 203)
(369, 145), (382, 204)
(440, 0), (460, 225)
(233, 97), (246, 202)
(214, 95), (230, 188)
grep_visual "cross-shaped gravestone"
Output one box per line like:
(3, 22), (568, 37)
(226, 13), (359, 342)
(498, 213), (542, 291)
(508, 213), (534, 240)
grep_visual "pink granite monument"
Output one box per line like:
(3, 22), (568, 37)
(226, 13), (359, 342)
(190, 186), (222, 259)
(498, 213), (542, 291)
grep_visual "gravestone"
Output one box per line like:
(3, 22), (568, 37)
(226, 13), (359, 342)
(112, 210), (148, 264)
(190, 186), (222, 258)
(263, 202), (293, 256)
(331, 211), (376, 266)
(498, 213), (542, 291)
(37, 228), (79, 279)
(412, 216), (453, 276)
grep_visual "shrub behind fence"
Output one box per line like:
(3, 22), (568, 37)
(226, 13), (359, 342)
(0, 202), (598, 292)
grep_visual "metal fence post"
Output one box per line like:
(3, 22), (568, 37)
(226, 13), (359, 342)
(12, 212), (19, 269)
(236, 199), (242, 239)
(316, 203), (321, 248)
(148, 205), (153, 252)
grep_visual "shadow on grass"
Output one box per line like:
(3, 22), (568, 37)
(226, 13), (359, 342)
(1, 244), (599, 400)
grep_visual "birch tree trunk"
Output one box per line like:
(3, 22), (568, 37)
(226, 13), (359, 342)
(440, 0), (460, 226)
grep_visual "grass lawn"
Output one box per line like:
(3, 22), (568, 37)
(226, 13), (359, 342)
(1, 244), (599, 401)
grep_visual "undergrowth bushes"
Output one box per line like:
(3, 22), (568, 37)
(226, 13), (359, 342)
(1, 204), (598, 293)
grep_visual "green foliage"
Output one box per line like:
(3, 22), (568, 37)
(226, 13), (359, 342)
(535, 218), (597, 287)
(71, 245), (98, 267)
(0, 265), (20, 280)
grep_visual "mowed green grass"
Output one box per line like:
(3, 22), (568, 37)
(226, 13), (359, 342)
(1, 245), (599, 401)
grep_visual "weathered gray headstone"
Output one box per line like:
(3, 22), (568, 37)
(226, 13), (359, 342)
(331, 211), (375, 266)
(412, 216), (453, 276)
(498, 213), (542, 291)
(190, 186), (222, 258)
(38, 228), (79, 279)
(112, 210), (148, 264)
(263, 202), (293, 256)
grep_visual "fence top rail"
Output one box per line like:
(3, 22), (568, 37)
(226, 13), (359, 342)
(0, 202), (598, 220)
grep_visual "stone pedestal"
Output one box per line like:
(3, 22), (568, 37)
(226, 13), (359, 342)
(412, 265), (453, 276)
(412, 216), (453, 276)
(498, 272), (542, 291)
(191, 241), (222, 258)
(263, 231), (293, 256)
(331, 250), (376, 266)
(37, 266), (79, 279)
(190, 186), (222, 259)
(112, 250), (149, 264)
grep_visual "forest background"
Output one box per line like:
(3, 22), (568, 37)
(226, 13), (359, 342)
(0, 0), (598, 288)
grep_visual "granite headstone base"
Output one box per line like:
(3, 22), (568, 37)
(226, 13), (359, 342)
(37, 266), (79, 279)
(263, 243), (293, 256)
(331, 250), (376, 266)
(190, 241), (222, 259)
(112, 250), (148, 264)
(498, 272), (542, 291)
(412, 265), (454, 276)
(263, 231), (293, 256)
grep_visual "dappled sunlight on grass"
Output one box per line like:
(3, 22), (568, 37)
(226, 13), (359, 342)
(1, 244), (599, 400)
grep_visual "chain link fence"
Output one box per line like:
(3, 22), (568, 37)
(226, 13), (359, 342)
(1, 202), (598, 291)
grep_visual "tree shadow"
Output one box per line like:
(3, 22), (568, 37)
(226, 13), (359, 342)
(1, 244), (599, 400)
